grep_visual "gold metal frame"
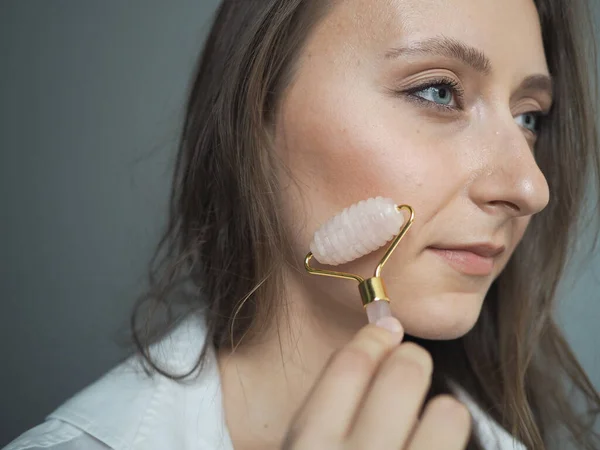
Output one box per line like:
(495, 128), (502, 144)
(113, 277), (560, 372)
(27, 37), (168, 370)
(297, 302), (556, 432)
(304, 204), (415, 307)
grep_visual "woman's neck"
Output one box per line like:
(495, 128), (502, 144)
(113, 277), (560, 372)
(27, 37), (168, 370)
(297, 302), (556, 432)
(217, 270), (367, 450)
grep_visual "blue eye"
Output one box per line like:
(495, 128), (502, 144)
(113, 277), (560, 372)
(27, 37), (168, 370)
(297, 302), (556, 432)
(413, 85), (457, 107)
(515, 112), (540, 133)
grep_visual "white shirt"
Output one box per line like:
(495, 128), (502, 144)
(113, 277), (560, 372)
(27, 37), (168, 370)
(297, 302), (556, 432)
(4, 315), (526, 450)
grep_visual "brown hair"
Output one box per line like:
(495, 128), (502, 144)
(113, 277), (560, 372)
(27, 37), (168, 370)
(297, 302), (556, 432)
(131, 0), (600, 448)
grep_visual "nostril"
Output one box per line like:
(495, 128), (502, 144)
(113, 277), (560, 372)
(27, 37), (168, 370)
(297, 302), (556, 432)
(488, 200), (520, 213)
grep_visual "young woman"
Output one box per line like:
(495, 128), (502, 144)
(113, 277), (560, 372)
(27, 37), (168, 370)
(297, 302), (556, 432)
(6, 0), (600, 449)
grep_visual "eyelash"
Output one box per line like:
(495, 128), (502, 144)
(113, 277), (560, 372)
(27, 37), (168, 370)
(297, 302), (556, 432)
(398, 77), (548, 135)
(402, 76), (465, 111)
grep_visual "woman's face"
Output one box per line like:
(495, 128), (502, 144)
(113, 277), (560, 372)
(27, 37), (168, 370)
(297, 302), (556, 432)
(274, 0), (551, 339)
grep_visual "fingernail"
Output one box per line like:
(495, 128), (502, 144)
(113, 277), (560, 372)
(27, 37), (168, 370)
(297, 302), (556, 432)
(375, 316), (403, 334)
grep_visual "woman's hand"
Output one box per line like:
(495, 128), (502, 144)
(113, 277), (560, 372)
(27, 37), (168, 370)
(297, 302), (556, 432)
(282, 317), (471, 449)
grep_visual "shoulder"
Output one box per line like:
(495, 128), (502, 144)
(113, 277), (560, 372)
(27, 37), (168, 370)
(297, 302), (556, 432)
(450, 382), (527, 450)
(4, 314), (233, 450)
(3, 420), (108, 450)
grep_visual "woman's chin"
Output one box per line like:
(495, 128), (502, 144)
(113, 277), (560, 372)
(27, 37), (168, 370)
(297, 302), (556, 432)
(390, 290), (484, 340)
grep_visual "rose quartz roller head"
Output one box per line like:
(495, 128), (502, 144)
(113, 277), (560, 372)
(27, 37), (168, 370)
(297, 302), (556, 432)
(304, 197), (415, 323)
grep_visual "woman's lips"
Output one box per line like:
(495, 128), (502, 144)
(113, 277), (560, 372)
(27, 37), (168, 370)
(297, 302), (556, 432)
(427, 244), (504, 276)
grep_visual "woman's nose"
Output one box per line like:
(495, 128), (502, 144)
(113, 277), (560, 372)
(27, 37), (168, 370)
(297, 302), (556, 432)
(467, 121), (550, 218)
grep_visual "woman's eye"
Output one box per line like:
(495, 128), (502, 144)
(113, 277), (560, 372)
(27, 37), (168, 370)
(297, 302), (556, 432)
(412, 85), (457, 107)
(515, 112), (540, 133)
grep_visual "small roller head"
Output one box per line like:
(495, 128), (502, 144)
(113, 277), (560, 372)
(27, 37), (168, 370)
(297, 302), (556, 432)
(309, 197), (405, 266)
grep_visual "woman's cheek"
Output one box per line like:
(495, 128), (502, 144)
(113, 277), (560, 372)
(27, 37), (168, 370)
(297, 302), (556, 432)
(278, 69), (466, 245)
(305, 106), (438, 197)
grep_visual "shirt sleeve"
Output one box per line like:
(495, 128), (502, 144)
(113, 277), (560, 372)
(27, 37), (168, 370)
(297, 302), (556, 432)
(3, 419), (112, 450)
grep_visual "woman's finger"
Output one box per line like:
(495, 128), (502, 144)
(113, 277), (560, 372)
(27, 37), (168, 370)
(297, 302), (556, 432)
(287, 319), (404, 444)
(407, 395), (471, 450)
(345, 341), (433, 449)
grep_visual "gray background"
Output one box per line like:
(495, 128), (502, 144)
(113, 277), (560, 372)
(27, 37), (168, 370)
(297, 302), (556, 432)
(0, 1), (598, 446)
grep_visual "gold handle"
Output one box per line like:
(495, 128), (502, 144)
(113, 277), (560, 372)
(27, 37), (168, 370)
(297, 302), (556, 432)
(304, 204), (414, 306)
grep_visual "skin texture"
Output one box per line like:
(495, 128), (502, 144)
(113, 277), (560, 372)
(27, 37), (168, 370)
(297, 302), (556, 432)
(219, 0), (551, 448)
(277, 0), (551, 340)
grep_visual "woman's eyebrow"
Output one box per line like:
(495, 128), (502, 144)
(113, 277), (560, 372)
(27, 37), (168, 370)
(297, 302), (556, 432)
(518, 74), (554, 100)
(384, 36), (492, 75)
(511, 74), (554, 108)
(385, 36), (554, 103)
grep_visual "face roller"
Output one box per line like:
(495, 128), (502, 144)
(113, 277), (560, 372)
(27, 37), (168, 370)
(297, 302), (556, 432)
(304, 197), (415, 323)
